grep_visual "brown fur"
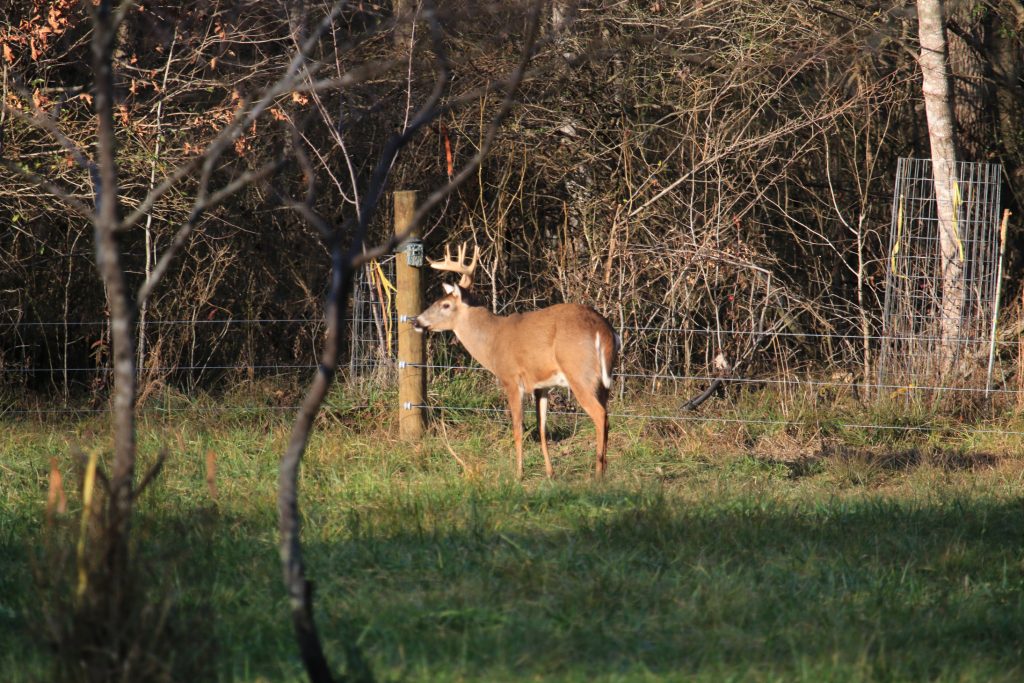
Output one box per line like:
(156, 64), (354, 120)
(414, 285), (617, 478)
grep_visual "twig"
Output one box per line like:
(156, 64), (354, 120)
(438, 415), (470, 472)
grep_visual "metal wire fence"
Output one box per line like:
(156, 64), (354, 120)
(879, 158), (1004, 392)
(6, 315), (1022, 430)
(350, 256), (398, 379)
(4, 168), (1020, 436)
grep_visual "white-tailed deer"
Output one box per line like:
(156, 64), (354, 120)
(412, 242), (617, 479)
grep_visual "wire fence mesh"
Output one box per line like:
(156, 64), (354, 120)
(350, 256), (398, 380)
(3, 159), (1017, 432)
(7, 317), (1022, 425)
(879, 158), (1004, 393)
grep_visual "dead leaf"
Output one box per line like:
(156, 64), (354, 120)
(47, 457), (68, 516)
(205, 450), (218, 501)
(32, 88), (49, 111)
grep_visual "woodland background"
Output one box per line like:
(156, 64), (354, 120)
(2, 0), (1023, 398)
(4, 3), (1024, 682)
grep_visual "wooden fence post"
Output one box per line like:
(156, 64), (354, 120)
(395, 190), (426, 440)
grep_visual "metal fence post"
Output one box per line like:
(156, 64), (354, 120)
(395, 190), (425, 440)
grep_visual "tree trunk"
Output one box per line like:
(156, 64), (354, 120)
(947, 2), (995, 160)
(990, 6), (1024, 195)
(917, 0), (963, 373)
(92, 0), (137, 583)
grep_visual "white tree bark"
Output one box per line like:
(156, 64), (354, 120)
(917, 0), (963, 371)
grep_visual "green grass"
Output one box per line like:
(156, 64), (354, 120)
(3, 387), (1024, 681)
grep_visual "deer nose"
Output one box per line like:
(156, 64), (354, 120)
(411, 316), (427, 332)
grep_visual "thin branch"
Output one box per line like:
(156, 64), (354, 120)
(119, 1), (358, 233)
(136, 159), (282, 307)
(357, 0), (544, 264)
(0, 158), (93, 218)
(1, 103), (94, 172)
(277, 4), (545, 681)
(133, 447), (168, 500)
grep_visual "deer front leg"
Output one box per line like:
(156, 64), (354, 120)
(506, 383), (525, 480)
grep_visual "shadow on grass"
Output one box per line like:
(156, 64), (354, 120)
(4, 486), (1024, 681)
(315, 487), (1024, 681)
(775, 446), (1002, 479)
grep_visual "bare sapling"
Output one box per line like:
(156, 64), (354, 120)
(412, 242), (618, 478)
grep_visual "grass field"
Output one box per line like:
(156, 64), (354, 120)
(3, 383), (1024, 681)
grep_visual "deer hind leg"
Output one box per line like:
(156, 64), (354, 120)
(534, 388), (553, 478)
(506, 383), (526, 480)
(570, 381), (609, 478)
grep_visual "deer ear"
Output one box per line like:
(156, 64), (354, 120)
(442, 282), (456, 296)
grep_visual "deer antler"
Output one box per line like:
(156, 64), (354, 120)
(428, 242), (479, 289)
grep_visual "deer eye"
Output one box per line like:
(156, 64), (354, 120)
(441, 302), (451, 310)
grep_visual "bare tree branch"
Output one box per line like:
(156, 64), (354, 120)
(277, 3), (544, 680)
(136, 159), (282, 307)
(358, 0), (543, 262)
(0, 158), (93, 218)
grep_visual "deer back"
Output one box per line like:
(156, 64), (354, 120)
(455, 303), (616, 395)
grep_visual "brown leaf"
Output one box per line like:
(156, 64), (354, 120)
(47, 457), (68, 516)
(32, 88), (49, 111)
(205, 450), (218, 501)
(2, 43), (13, 64)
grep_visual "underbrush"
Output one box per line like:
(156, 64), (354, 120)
(3, 380), (1024, 681)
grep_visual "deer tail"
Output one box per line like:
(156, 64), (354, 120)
(595, 330), (616, 390)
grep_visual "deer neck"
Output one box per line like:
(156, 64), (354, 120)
(452, 306), (505, 371)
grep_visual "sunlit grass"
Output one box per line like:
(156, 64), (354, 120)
(2, 383), (1024, 681)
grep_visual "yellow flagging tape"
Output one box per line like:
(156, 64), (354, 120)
(890, 384), (918, 398)
(369, 260), (397, 356)
(951, 180), (965, 261)
(891, 194), (908, 280)
(75, 448), (99, 602)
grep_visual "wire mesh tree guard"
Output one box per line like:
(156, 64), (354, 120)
(878, 158), (1003, 394)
